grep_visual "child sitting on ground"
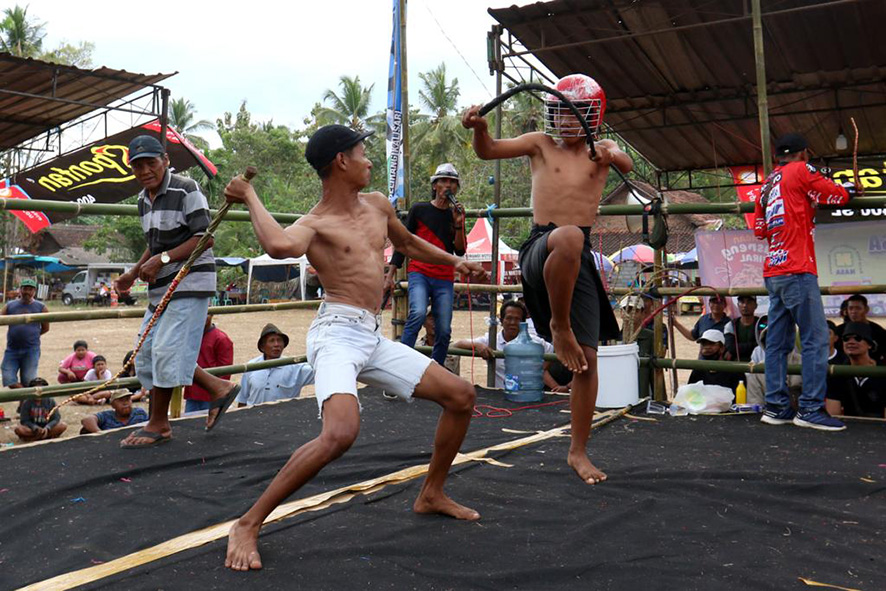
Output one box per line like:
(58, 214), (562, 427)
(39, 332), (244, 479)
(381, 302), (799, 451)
(80, 355), (113, 404)
(57, 340), (95, 384)
(14, 378), (67, 442)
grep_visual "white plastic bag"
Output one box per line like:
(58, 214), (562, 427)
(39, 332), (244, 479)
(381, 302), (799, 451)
(672, 383), (734, 414)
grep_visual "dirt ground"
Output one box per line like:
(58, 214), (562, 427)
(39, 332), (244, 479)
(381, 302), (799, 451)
(0, 302), (710, 446)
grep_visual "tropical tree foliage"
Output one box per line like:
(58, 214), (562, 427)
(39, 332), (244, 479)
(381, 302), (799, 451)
(314, 76), (382, 132)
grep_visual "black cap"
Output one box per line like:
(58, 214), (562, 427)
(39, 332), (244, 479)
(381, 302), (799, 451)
(826, 320), (837, 332)
(305, 125), (374, 171)
(127, 135), (165, 162)
(257, 323), (289, 351)
(841, 321), (875, 347)
(774, 133), (808, 156)
(737, 294), (757, 302)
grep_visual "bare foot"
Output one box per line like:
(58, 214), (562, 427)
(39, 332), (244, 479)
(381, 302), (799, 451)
(225, 520), (263, 571)
(551, 325), (588, 373)
(414, 492), (480, 521)
(567, 451), (607, 485)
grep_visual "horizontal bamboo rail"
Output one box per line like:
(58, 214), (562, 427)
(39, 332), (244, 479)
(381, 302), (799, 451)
(3, 195), (886, 221)
(416, 282), (886, 297)
(0, 355), (307, 403)
(0, 300), (321, 326)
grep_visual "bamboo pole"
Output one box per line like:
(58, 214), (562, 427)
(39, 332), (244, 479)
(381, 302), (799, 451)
(4, 196), (886, 219)
(0, 356), (307, 403)
(391, 282), (886, 297)
(487, 47), (504, 389)
(0, 300), (322, 326)
(751, 0), (773, 176)
(392, 0), (409, 341)
(652, 247), (666, 401)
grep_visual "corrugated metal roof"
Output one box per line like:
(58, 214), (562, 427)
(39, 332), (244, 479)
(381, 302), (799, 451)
(0, 53), (173, 150)
(489, 0), (886, 171)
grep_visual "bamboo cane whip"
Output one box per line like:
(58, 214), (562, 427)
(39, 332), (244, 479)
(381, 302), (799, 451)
(49, 167), (257, 417)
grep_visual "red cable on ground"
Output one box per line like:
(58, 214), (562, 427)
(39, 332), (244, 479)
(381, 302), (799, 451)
(473, 399), (569, 418)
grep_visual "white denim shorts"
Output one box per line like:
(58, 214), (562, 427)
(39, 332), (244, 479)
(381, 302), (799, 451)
(306, 302), (432, 417)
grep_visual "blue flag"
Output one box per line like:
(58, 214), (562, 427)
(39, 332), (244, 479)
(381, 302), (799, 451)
(386, 0), (405, 205)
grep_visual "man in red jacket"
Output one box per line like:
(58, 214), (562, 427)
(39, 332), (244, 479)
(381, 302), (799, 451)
(184, 315), (234, 413)
(753, 133), (852, 431)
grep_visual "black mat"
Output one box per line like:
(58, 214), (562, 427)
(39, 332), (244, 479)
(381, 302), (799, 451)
(0, 387), (570, 589)
(3, 394), (884, 590)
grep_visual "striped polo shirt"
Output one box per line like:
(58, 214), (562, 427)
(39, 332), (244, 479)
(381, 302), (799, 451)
(137, 170), (216, 306)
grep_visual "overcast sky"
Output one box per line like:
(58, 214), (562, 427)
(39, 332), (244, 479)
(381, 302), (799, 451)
(32, 0), (547, 140)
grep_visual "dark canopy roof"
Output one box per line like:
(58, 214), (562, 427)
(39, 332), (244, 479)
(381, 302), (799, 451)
(0, 53), (173, 150)
(489, 0), (886, 171)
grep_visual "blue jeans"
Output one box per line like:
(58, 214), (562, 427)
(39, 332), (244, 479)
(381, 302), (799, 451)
(764, 273), (828, 411)
(185, 399), (211, 413)
(400, 272), (454, 367)
(2, 347), (40, 387)
(135, 297), (209, 390)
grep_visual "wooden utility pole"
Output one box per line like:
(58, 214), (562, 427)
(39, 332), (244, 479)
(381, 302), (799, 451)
(392, 0), (410, 340)
(752, 0), (772, 175)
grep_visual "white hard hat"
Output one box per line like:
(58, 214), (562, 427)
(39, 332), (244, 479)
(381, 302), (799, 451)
(430, 163), (460, 184)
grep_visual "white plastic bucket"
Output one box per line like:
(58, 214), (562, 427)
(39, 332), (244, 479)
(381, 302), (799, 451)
(596, 342), (640, 408)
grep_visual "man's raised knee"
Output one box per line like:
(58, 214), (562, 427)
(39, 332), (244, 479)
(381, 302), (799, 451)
(549, 226), (586, 253)
(319, 423), (360, 459)
(449, 381), (476, 414)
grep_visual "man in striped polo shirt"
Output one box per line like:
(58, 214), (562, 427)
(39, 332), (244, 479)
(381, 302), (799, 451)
(115, 135), (239, 448)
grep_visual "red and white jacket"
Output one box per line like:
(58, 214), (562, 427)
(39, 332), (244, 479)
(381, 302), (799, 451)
(753, 161), (849, 277)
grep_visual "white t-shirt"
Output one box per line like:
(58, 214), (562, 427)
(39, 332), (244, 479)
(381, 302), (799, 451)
(468, 331), (554, 389)
(84, 368), (112, 381)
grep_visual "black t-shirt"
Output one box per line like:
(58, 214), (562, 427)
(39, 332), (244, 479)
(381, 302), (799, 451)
(828, 363), (886, 418)
(687, 368), (741, 394)
(390, 201), (464, 280)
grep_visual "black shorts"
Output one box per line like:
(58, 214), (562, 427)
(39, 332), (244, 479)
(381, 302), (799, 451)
(518, 224), (619, 350)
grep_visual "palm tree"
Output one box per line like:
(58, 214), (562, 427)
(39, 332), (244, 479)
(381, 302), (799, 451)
(1, 5), (45, 57)
(168, 98), (214, 150)
(410, 63), (467, 165)
(315, 76), (379, 131)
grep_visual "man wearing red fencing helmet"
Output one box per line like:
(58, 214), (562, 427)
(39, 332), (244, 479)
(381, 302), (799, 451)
(544, 73), (607, 139)
(463, 74), (631, 486)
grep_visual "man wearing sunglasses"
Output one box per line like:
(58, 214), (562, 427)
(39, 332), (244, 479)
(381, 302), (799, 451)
(826, 322), (885, 418)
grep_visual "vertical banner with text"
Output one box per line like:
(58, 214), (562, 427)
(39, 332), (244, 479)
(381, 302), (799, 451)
(386, 0), (405, 205)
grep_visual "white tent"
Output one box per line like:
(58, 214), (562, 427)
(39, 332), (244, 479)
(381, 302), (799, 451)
(246, 253), (310, 302)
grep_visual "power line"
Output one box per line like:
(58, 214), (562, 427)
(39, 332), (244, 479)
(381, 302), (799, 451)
(423, 3), (494, 99)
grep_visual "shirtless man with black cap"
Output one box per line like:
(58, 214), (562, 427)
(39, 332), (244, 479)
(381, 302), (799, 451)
(222, 124), (488, 571)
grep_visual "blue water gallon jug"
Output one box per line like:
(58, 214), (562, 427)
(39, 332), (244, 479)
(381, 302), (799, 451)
(503, 322), (545, 402)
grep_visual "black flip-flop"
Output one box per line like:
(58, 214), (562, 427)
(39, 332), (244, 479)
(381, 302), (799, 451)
(121, 428), (172, 449)
(206, 384), (241, 432)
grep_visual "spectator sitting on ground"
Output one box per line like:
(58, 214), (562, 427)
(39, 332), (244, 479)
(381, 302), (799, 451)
(121, 350), (147, 402)
(80, 390), (148, 433)
(687, 329), (741, 394)
(826, 322), (886, 418)
(77, 355), (114, 404)
(184, 315), (234, 413)
(58, 340), (95, 384)
(746, 316), (801, 406)
(235, 324), (314, 407)
(419, 311), (460, 375)
(836, 295), (886, 362)
(672, 292), (730, 344)
(724, 295), (758, 362)
(452, 300), (568, 392)
(14, 378), (66, 441)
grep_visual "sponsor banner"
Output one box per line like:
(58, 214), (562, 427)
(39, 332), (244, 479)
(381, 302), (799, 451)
(696, 222), (886, 317)
(729, 166), (764, 229)
(386, 0), (405, 205)
(0, 181), (52, 232)
(695, 229), (770, 316)
(7, 121), (216, 232)
(816, 220), (886, 316)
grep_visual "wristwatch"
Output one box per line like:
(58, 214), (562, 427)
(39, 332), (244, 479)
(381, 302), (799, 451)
(160, 251), (171, 264)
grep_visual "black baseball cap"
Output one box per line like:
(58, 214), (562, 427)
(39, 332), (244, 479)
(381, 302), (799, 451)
(127, 135), (165, 162)
(305, 125), (374, 171)
(841, 321), (875, 347)
(774, 133), (808, 156)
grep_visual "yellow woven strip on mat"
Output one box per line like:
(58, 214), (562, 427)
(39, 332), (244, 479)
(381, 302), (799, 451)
(798, 577), (861, 591)
(22, 404), (634, 591)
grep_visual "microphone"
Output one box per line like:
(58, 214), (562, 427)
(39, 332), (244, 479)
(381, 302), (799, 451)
(444, 189), (458, 206)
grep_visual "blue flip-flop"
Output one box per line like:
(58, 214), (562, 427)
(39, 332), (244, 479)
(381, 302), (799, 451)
(206, 384), (241, 431)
